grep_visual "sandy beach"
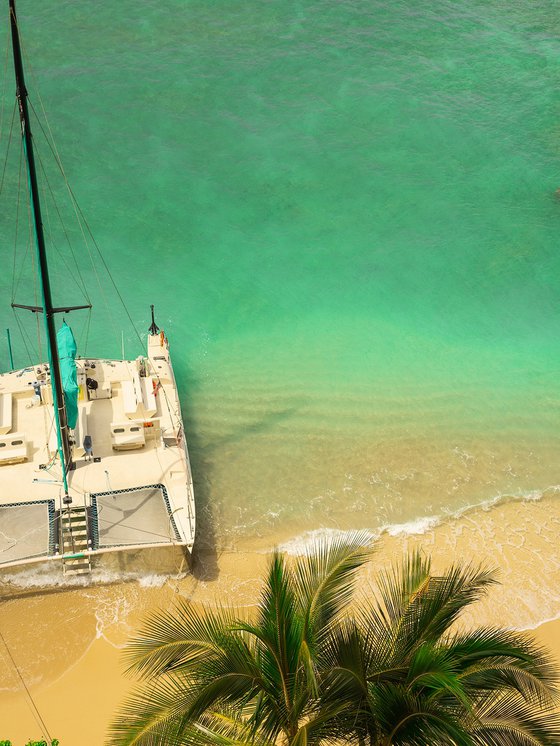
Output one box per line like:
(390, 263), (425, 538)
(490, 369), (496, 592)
(2, 493), (560, 746)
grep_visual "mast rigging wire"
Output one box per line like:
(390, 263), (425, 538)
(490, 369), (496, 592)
(0, 17), (9, 144)
(0, 100), (16, 200)
(11, 305), (32, 364)
(11, 134), (24, 299)
(0, 628), (54, 742)
(33, 136), (90, 302)
(29, 101), (90, 298)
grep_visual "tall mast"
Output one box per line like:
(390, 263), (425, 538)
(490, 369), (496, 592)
(9, 0), (72, 495)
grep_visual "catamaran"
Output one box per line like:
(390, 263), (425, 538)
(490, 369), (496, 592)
(0, 0), (196, 577)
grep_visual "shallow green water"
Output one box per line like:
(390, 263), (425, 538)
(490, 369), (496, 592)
(1, 0), (560, 551)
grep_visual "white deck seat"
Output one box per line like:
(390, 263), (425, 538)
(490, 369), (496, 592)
(140, 377), (157, 418)
(0, 393), (13, 435)
(0, 431), (27, 464)
(111, 421), (145, 450)
(122, 380), (139, 418)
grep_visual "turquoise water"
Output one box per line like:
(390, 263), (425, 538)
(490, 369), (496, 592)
(1, 0), (560, 553)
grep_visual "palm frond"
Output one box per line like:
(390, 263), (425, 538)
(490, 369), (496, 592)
(291, 530), (373, 639)
(370, 681), (475, 746)
(184, 671), (266, 724)
(299, 638), (319, 697)
(124, 600), (239, 680)
(189, 709), (275, 746)
(415, 563), (497, 641)
(375, 550), (497, 655)
(375, 550), (431, 626)
(461, 663), (557, 709)
(254, 553), (306, 711)
(471, 689), (560, 745)
(108, 674), (198, 746)
(450, 627), (560, 688)
(404, 642), (475, 716)
(319, 619), (369, 701)
(110, 671), (277, 746)
(290, 726), (308, 746)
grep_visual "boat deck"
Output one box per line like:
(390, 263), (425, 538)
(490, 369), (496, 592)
(0, 335), (195, 569)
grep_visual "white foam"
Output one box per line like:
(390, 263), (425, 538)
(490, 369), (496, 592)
(138, 572), (185, 588)
(278, 516), (441, 556)
(0, 564), (186, 593)
(278, 528), (378, 556)
(0, 564), (90, 590)
(2, 486), (559, 593)
(450, 483), (559, 520)
(383, 515), (440, 537)
(516, 611), (560, 633)
(93, 593), (134, 641)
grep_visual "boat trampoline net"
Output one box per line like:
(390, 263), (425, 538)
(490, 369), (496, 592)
(90, 484), (181, 549)
(0, 500), (55, 565)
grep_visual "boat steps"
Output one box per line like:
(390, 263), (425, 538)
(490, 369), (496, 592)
(59, 506), (91, 576)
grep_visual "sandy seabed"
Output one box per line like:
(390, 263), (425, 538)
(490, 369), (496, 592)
(2, 493), (560, 745)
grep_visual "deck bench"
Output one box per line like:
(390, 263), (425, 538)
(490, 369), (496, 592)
(0, 392), (13, 435)
(0, 431), (27, 464)
(111, 421), (145, 450)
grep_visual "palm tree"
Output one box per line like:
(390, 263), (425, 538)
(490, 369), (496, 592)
(109, 539), (560, 746)
(319, 552), (560, 745)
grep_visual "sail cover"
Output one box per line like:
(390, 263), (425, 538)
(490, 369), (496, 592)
(56, 321), (79, 429)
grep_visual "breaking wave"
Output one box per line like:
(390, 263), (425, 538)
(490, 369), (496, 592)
(279, 485), (560, 555)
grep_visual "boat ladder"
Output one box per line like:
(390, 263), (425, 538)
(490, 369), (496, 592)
(60, 506), (91, 576)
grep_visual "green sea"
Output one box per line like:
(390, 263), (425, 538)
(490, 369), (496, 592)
(1, 0), (560, 561)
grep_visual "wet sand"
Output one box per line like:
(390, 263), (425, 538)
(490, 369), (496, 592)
(1, 494), (560, 745)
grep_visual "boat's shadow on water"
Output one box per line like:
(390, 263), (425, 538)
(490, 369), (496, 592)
(189, 448), (219, 583)
(180, 369), (219, 583)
